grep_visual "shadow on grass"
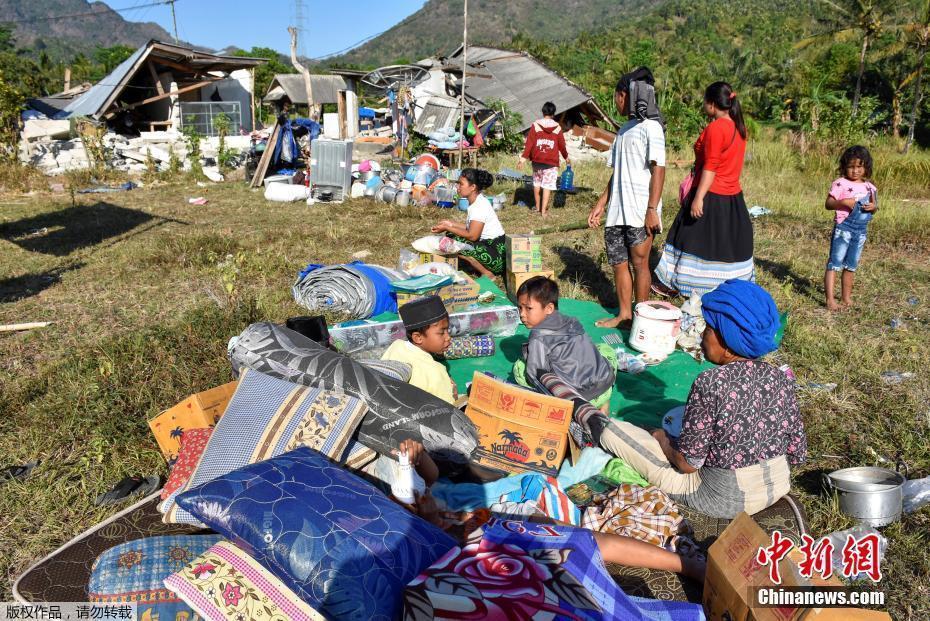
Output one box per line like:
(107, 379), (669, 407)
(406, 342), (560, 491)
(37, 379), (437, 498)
(756, 257), (818, 299)
(0, 262), (85, 303)
(553, 246), (615, 306)
(0, 203), (156, 256)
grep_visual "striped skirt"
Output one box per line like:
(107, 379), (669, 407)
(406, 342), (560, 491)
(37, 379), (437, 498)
(655, 191), (755, 295)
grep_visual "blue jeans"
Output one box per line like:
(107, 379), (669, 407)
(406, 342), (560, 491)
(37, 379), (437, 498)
(827, 203), (871, 272)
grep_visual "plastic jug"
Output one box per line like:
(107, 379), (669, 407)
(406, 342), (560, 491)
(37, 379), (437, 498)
(559, 165), (574, 191)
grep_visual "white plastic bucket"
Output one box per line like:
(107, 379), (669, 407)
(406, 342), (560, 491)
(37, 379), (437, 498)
(629, 301), (682, 355)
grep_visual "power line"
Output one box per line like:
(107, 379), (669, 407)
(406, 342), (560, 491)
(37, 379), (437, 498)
(311, 27), (391, 61)
(2, 0), (177, 25)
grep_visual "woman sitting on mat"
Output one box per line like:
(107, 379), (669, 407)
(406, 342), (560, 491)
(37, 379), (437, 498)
(574, 280), (807, 519)
(430, 168), (506, 277)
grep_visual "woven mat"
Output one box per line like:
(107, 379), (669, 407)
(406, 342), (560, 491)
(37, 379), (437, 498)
(13, 493), (206, 603)
(607, 495), (810, 602)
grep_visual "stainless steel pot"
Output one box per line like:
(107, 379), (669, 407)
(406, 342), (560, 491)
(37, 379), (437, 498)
(824, 464), (906, 527)
(379, 186), (398, 203)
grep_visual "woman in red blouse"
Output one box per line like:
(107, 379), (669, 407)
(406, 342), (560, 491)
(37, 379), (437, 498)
(654, 82), (755, 295)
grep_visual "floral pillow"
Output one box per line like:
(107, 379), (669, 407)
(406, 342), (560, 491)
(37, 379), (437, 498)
(160, 427), (213, 501)
(88, 535), (223, 621)
(175, 446), (457, 621)
(403, 518), (706, 620)
(164, 540), (325, 621)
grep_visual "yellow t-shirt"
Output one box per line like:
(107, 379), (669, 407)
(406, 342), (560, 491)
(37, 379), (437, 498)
(381, 340), (455, 404)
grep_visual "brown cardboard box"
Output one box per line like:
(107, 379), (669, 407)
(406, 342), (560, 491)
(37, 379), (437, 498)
(507, 270), (555, 301)
(418, 252), (459, 270)
(704, 513), (892, 621)
(442, 272), (480, 311)
(465, 371), (572, 475)
(148, 381), (238, 461)
(505, 234), (543, 273)
(395, 272), (480, 312)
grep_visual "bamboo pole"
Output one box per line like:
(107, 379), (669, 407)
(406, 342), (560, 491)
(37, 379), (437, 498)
(457, 0), (468, 170)
(0, 322), (52, 333)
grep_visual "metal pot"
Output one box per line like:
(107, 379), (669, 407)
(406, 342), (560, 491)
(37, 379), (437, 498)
(824, 464), (907, 527)
(379, 185), (399, 203)
(395, 190), (411, 207)
(357, 170), (379, 183)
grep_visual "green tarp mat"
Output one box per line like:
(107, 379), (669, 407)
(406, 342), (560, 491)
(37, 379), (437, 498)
(373, 276), (786, 428)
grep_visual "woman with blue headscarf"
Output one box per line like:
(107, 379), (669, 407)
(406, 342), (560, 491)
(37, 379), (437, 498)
(577, 280), (807, 518)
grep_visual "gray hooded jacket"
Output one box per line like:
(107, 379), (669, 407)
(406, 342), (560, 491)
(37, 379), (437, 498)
(523, 311), (615, 401)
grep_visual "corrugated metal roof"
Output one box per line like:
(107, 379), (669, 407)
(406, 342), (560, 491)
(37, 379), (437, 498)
(263, 74), (349, 105)
(447, 45), (607, 132)
(57, 45), (148, 119)
(56, 41), (266, 120)
(415, 96), (462, 134)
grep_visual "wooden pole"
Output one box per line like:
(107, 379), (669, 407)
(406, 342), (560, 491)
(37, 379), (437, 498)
(457, 0), (468, 170)
(63, 67), (71, 92)
(337, 90), (347, 139)
(250, 67), (257, 131)
(288, 26), (317, 121)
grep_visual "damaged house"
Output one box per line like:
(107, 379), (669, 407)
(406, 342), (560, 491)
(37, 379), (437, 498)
(412, 45), (617, 142)
(21, 40), (266, 175)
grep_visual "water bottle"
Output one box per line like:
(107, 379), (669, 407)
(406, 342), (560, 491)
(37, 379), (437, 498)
(614, 348), (646, 374)
(391, 452), (425, 504)
(559, 165), (574, 191)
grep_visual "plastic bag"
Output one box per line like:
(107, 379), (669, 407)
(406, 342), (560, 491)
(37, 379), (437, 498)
(412, 235), (473, 255)
(408, 262), (459, 278)
(823, 525), (887, 580)
(903, 476), (930, 513)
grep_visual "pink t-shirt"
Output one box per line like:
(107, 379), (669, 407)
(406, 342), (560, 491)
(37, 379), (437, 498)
(829, 177), (877, 224)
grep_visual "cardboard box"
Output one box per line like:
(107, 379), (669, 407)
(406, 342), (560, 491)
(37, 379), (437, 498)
(505, 234), (543, 273)
(442, 272), (480, 311)
(148, 381), (238, 461)
(395, 272), (480, 313)
(704, 513), (892, 621)
(419, 252), (459, 270)
(507, 270), (555, 302)
(465, 372), (572, 476)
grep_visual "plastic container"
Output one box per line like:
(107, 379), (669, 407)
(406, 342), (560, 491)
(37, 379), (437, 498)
(629, 301), (683, 355)
(395, 190), (411, 207)
(434, 185), (455, 208)
(405, 164), (439, 186)
(457, 197), (470, 211)
(559, 165), (574, 191)
(390, 452), (425, 504)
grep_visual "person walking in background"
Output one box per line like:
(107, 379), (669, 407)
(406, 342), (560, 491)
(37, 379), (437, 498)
(519, 101), (570, 216)
(653, 81), (752, 297)
(823, 145), (878, 311)
(588, 68), (666, 328)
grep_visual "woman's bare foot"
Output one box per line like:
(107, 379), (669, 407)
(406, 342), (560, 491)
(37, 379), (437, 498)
(595, 315), (632, 329)
(826, 300), (841, 311)
(841, 298), (853, 308)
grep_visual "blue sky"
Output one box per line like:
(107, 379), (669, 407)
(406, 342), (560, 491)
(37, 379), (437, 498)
(99, 1), (426, 57)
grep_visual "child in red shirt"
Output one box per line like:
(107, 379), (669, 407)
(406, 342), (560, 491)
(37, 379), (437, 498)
(519, 101), (570, 216)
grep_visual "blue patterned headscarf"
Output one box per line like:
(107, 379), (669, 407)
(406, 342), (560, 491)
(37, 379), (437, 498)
(702, 280), (779, 359)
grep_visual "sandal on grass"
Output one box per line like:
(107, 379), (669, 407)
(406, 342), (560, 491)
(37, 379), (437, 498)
(94, 475), (160, 507)
(1, 460), (39, 483)
(651, 281), (679, 298)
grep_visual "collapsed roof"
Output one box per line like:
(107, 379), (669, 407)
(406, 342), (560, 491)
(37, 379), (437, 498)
(55, 40), (265, 120)
(263, 74), (352, 106)
(445, 45), (617, 133)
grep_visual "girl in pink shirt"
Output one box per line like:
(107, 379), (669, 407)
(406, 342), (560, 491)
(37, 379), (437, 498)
(824, 145), (878, 311)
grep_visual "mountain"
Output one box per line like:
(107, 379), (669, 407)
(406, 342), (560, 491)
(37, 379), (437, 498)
(1, 0), (183, 59)
(323, 0), (658, 69)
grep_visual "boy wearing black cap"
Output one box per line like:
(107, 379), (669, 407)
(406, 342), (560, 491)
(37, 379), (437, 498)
(381, 295), (456, 403)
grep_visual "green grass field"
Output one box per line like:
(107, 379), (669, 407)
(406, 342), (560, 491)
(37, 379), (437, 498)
(1, 136), (928, 618)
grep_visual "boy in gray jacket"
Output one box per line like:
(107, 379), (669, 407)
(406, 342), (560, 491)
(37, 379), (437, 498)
(514, 276), (618, 412)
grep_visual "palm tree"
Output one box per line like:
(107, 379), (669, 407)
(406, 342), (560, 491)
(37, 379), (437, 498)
(499, 430), (523, 445)
(804, 0), (897, 113)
